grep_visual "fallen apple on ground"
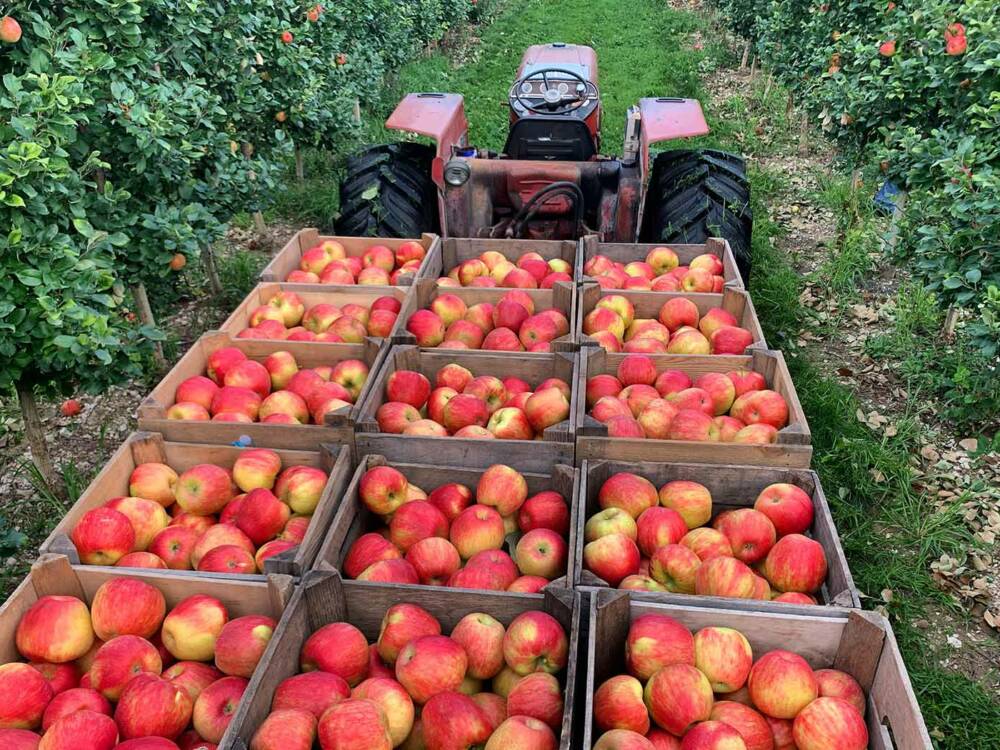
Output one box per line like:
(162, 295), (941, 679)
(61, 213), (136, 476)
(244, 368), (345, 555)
(69, 448), (327, 573)
(590, 613), (867, 749)
(251, 601), (570, 750)
(581, 471), (827, 603)
(344, 462), (570, 592)
(0, 576), (275, 746)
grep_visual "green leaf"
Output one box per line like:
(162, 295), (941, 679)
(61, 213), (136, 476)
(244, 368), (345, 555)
(361, 185), (379, 200)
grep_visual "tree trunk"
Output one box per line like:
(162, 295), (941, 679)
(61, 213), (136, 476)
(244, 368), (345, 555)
(132, 282), (167, 371)
(798, 112), (810, 155)
(253, 211), (266, 234)
(16, 379), (65, 500)
(295, 148), (305, 183)
(740, 42), (750, 70)
(202, 245), (224, 296)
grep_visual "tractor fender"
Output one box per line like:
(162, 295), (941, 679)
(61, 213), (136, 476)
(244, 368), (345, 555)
(386, 93), (470, 159)
(638, 97), (709, 176)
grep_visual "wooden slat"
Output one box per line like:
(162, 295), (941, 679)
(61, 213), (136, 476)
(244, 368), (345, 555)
(574, 347), (813, 468)
(577, 238), (744, 289)
(40, 434), (356, 580)
(222, 571), (582, 750)
(573, 459), (859, 613)
(259, 230), (440, 285)
(576, 283), (766, 352)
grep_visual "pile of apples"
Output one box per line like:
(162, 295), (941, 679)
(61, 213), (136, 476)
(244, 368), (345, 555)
(343, 463), (570, 590)
(284, 239), (427, 286)
(583, 247), (727, 292)
(584, 295), (754, 355)
(249, 602), (570, 750)
(582, 471), (827, 604)
(167, 347), (369, 426)
(375, 364), (571, 439)
(439, 248), (574, 289)
(69, 448), (327, 575)
(586, 355), (789, 444)
(0, 577), (276, 749)
(236, 290), (401, 342)
(590, 613), (867, 750)
(405, 289), (570, 352)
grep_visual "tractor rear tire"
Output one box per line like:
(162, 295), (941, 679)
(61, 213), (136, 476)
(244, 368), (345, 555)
(337, 143), (439, 237)
(642, 149), (753, 283)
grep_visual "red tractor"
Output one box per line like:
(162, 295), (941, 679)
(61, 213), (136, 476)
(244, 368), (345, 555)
(337, 43), (752, 281)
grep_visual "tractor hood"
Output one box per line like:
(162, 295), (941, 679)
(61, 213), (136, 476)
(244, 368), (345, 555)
(518, 43), (598, 85)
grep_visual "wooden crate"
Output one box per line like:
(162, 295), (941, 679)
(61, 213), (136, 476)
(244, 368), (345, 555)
(575, 347), (812, 468)
(219, 282), (413, 341)
(316, 453), (579, 591)
(38, 432), (353, 578)
(576, 283), (766, 351)
(392, 278), (578, 351)
(0, 554), (295, 665)
(138, 331), (387, 449)
(221, 571), (581, 750)
(583, 589), (932, 749)
(355, 345), (579, 472)
(578, 236), (744, 289)
(574, 459), (859, 612)
(419, 237), (580, 283)
(259, 228), (440, 285)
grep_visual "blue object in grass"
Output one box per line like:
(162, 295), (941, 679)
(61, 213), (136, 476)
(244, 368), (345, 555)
(232, 435), (252, 447)
(874, 180), (901, 214)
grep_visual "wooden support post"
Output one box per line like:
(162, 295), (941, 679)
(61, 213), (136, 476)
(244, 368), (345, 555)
(798, 112), (810, 155)
(253, 211), (266, 234)
(202, 245), (224, 297)
(943, 306), (959, 338)
(763, 73), (773, 100)
(740, 41), (750, 70)
(16, 379), (65, 501)
(749, 55), (757, 80)
(132, 282), (167, 371)
(294, 147), (305, 183)
(352, 98), (362, 125)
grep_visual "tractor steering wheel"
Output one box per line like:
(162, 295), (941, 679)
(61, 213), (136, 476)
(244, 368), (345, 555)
(511, 67), (591, 115)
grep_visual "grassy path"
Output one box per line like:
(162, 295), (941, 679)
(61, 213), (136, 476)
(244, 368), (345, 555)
(367, 1), (1000, 746)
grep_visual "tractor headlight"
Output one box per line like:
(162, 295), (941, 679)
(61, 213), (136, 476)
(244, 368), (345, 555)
(443, 159), (471, 187)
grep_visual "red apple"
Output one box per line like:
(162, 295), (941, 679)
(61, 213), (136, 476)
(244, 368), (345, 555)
(161, 594), (229, 662)
(502, 611), (567, 675)
(625, 613), (695, 681)
(753, 483), (813, 536)
(376, 604), (441, 665)
(649, 544), (701, 594)
(792, 697), (868, 750)
(192, 675), (247, 743)
(272, 671), (350, 719)
(643, 663), (712, 735)
(39, 710), (118, 750)
(115, 673), (192, 740)
(450, 613), (506, 680)
(71, 508), (135, 565)
(762, 534), (827, 593)
(395, 635), (467, 704)
(301, 622), (368, 686)
(747, 650), (818, 719)
(250, 708), (316, 750)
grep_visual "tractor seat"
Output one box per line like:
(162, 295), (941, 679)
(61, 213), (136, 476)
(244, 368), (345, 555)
(503, 117), (596, 161)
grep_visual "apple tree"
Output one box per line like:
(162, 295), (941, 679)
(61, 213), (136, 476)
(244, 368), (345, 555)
(0, 70), (150, 493)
